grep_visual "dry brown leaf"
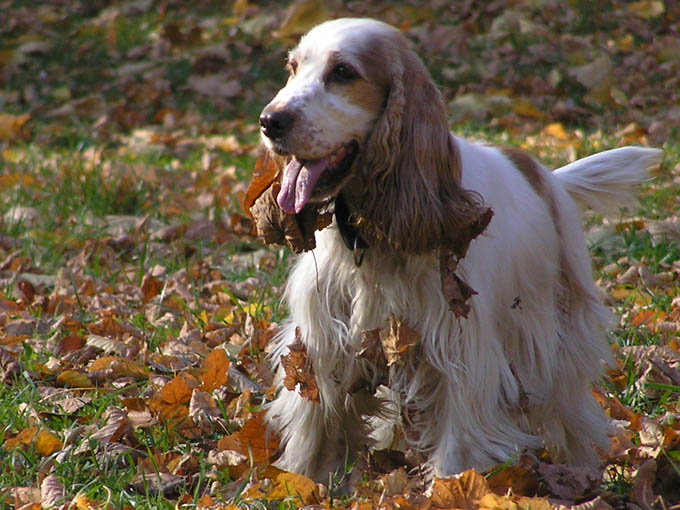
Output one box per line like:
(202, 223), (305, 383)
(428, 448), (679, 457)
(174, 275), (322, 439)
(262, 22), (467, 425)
(72, 494), (102, 510)
(199, 348), (229, 392)
(35, 430), (63, 457)
(189, 389), (221, 424)
(217, 412), (280, 463)
(4, 427), (38, 451)
(275, 0), (331, 40)
(0, 346), (22, 382)
(281, 332), (320, 403)
(56, 370), (91, 388)
(243, 152), (281, 218)
(40, 473), (65, 509)
(88, 355), (148, 380)
(487, 465), (540, 496)
(245, 467), (320, 504)
(631, 459), (657, 510)
(141, 273), (162, 304)
(0, 113), (30, 141)
(426, 470), (491, 509)
(440, 249), (477, 319)
(537, 462), (600, 501)
(380, 316), (420, 367)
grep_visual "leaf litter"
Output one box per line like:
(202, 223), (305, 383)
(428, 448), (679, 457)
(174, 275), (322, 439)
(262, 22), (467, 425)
(0, 0), (679, 509)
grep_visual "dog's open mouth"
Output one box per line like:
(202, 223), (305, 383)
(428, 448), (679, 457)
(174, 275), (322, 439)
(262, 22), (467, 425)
(277, 141), (359, 214)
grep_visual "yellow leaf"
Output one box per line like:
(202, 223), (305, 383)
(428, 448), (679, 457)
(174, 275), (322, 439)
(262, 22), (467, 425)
(616, 34), (634, 52)
(513, 99), (542, 119)
(0, 113), (30, 141)
(35, 429), (63, 456)
(627, 0), (665, 18)
(4, 427), (38, 450)
(89, 356), (148, 379)
(543, 122), (569, 140)
(275, 0), (331, 40)
(73, 494), (101, 510)
(265, 470), (320, 504)
(56, 370), (91, 388)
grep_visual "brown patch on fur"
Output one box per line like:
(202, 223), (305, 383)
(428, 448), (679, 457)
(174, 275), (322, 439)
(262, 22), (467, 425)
(499, 147), (577, 315)
(341, 80), (385, 117)
(500, 147), (549, 201)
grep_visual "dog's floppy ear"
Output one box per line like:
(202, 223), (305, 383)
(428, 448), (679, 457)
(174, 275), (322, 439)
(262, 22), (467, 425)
(360, 43), (490, 255)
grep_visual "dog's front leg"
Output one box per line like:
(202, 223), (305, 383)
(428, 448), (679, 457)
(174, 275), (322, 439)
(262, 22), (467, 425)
(267, 321), (362, 481)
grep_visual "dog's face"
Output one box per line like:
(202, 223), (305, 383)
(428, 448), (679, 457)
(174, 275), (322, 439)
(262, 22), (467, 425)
(259, 19), (396, 214)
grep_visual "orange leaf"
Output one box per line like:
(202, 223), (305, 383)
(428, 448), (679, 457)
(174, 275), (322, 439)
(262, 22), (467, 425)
(4, 426), (38, 450)
(245, 468), (320, 504)
(427, 470), (491, 510)
(217, 412), (280, 463)
(56, 370), (91, 388)
(36, 429), (63, 456)
(243, 152), (281, 218)
(200, 348), (230, 392)
(0, 113), (30, 141)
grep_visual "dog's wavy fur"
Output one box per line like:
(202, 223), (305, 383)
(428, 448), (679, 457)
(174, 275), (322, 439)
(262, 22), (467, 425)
(259, 18), (662, 480)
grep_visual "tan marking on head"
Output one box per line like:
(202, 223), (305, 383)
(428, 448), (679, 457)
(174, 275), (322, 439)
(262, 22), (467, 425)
(339, 80), (385, 118)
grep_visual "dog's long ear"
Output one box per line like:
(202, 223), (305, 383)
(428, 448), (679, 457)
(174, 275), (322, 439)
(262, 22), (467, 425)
(361, 43), (490, 254)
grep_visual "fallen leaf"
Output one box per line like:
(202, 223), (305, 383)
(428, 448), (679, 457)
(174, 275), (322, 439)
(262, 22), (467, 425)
(245, 468), (320, 504)
(56, 370), (91, 388)
(217, 412), (280, 463)
(244, 152), (281, 217)
(627, 0), (665, 18)
(40, 473), (65, 509)
(200, 348), (230, 392)
(35, 430), (63, 456)
(0, 113), (30, 141)
(281, 331), (320, 403)
(426, 470), (491, 509)
(141, 273), (162, 303)
(275, 0), (331, 40)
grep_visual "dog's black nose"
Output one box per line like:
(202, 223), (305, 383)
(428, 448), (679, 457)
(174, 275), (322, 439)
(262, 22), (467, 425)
(259, 110), (294, 140)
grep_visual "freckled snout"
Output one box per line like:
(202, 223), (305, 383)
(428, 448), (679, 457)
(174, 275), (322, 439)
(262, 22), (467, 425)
(259, 107), (295, 141)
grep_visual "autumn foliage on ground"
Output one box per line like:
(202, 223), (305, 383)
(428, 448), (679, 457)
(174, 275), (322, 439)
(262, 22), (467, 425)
(1, 0), (679, 509)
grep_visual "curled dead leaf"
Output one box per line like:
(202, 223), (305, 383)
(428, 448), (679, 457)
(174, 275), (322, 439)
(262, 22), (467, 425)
(281, 331), (320, 403)
(380, 316), (420, 367)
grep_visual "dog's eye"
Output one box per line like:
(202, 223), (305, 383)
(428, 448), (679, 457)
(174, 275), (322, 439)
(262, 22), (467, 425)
(330, 64), (357, 82)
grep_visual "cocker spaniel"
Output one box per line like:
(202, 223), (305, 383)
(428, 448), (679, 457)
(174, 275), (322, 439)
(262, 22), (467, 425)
(251, 18), (662, 480)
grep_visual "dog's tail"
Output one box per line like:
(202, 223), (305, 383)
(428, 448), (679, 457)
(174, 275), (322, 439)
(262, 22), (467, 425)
(553, 147), (662, 214)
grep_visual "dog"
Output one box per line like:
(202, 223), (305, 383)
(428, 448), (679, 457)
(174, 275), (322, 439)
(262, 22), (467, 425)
(255, 17), (662, 480)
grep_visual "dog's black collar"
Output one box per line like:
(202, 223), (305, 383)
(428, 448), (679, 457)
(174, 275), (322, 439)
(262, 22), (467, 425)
(335, 194), (368, 267)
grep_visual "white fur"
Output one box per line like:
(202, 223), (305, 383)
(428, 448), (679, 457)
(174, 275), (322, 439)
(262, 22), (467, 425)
(263, 18), (663, 481)
(267, 138), (661, 479)
(554, 147), (660, 214)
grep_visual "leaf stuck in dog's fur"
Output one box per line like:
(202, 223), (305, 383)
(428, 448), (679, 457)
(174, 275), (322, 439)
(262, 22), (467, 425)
(380, 316), (420, 367)
(281, 329), (320, 403)
(244, 152), (281, 218)
(249, 181), (333, 254)
(440, 249), (477, 319)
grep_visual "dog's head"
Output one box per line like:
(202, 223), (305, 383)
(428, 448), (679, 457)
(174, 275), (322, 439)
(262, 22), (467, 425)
(259, 18), (488, 254)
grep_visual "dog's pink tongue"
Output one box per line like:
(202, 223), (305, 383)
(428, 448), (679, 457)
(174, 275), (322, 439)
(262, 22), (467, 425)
(277, 156), (328, 214)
